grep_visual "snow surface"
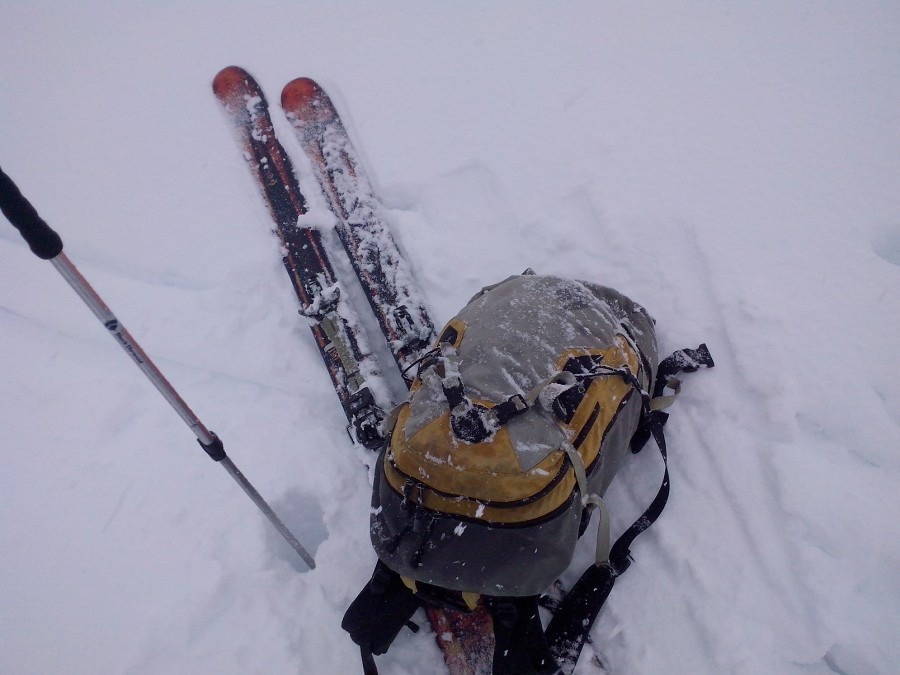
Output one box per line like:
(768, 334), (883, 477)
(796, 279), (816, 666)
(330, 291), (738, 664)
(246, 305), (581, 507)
(2, 3), (899, 674)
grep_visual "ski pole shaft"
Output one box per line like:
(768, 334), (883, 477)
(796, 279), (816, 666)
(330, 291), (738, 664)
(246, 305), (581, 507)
(0, 165), (315, 570)
(51, 252), (217, 441)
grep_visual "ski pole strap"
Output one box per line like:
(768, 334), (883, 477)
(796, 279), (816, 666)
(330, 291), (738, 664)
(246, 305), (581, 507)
(0, 166), (64, 259)
(545, 409), (670, 673)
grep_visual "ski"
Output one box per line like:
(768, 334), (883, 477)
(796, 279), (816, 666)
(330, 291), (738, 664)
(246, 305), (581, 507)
(212, 66), (385, 449)
(214, 66), (494, 674)
(280, 78), (436, 381)
(426, 605), (495, 675)
(280, 77), (494, 675)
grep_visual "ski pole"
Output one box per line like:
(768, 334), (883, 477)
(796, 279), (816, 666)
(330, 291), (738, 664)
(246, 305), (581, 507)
(0, 165), (316, 570)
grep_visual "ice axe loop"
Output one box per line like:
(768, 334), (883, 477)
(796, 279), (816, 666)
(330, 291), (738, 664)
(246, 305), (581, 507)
(0, 165), (315, 571)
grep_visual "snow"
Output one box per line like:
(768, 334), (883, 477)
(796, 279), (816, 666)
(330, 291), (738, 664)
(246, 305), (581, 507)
(2, 3), (899, 674)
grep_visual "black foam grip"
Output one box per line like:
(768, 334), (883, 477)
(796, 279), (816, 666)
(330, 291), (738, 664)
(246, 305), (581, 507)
(0, 166), (64, 259)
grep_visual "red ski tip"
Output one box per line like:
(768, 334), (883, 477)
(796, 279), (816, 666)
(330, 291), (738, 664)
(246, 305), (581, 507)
(281, 77), (337, 124)
(281, 77), (321, 109)
(212, 66), (251, 96)
(212, 66), (267, 110)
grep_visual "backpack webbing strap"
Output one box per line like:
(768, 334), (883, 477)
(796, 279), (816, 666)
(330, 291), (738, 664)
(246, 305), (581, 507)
(653, 343), (714, 398)
(632, 343), (714, 453)
(487, 595), (561, 675)
(545, 409), (669, 674)
(360, 647), (378, 675)
(560, 440), (612, 565)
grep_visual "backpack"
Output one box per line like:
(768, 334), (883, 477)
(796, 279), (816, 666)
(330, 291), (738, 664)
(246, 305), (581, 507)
(343, 273), (713, 674)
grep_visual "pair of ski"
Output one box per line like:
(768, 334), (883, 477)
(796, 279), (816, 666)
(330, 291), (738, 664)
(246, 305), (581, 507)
(212, 67), (493, 675)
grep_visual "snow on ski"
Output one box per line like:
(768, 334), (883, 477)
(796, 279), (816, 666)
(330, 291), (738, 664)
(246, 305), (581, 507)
(212, 66), (385, 449)
(425, 605), (495, 675)
(215, 66), (494, 675)
(281, 78), (436, 381)
(282, 76), (499, 675)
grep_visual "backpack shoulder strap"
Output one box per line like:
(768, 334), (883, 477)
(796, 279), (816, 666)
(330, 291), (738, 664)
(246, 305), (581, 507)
(342, 560), (422, 674)
(487, 595), (561, 675)
(545, 409), (669, 672)
(546, 343), (714, 673)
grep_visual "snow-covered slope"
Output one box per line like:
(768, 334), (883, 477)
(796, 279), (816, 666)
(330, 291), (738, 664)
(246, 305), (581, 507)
(2, 4), (899, 674)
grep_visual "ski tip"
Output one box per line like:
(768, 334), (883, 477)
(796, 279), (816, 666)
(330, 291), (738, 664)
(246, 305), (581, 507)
(212, 66), (251, 95)
(212, 66), (267, 106)
(281, 77), (322, 108)
(281, 77), (337, 123)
